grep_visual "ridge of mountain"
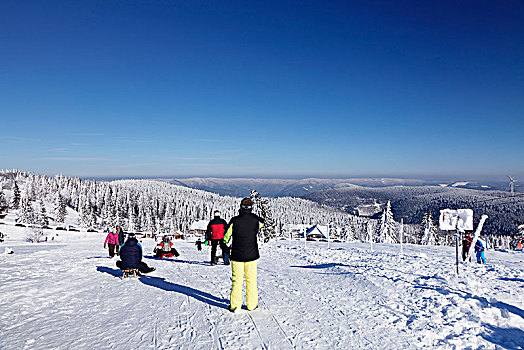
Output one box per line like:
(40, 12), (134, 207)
(154, 177), (437, 197)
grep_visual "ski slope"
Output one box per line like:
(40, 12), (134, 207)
(1, 224), (523, 349)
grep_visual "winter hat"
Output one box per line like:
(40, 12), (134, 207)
(214, 210), (221, 217)
(240, 198), (253, 210)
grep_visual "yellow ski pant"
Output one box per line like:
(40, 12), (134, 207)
(230, 260), (258, 311)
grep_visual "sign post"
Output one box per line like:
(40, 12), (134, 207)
(367, 224), (373, 252)
(455, 228), (460, 274)
(327, 224), (330, 249)
(304, 227), (307, 249)
(439, 209), (474, 275)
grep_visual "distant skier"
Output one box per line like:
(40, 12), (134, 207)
(475, 237), (487, 264)
(462, 232), (473, 261)
(116, 233), (155, 273)
(206, 210), (230, 265)
(104, 230), (119, 258)
(153, 235), (180, 258)
(195, 239), (203, 251)
(223, 198), (264, 312)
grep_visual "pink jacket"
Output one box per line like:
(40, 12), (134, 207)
(104, 232), (119, 246)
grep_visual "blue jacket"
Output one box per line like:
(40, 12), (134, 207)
(475, 239), (485, 252)
(119, 237), (142, 269)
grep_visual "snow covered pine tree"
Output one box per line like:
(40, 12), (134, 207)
(250, 190), (276, 243)
(419, 211), (438, 245)
(376, 200), (398, 243)
(38, 199), (49, 228)
(11, 181), (20, 209)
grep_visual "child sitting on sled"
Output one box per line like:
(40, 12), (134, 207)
(154, 235), (180, 259)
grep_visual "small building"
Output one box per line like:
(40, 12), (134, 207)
(306, 225), (329, 241)
(172, 230), (185, 240)
(189, 220), (208, 237)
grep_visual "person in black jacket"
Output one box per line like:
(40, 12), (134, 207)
(116, 234), (155, 274)
(223, 198), (264, 312)
(206, 210), (230, 265)
(116, 225), (125, 253)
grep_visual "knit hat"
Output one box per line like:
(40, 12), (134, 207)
(240, 198), (253, 210)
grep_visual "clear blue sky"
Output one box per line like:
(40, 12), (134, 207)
(1, 0), (523, 179)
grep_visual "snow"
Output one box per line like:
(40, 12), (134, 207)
(452, 182), (470, 187)
(189, 220), (209, 231)
(1, 223), (523, 349)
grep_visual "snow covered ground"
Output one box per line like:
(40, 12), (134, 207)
(1, 223), (523, 349)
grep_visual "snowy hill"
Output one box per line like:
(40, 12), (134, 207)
(158, 177), (434, 198)
(0, 224), (523, 349)
(0, 170), (365, 241)
(156, 177), (522, 198)
(303, 184), (524, 236)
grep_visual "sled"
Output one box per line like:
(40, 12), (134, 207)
(160, 252), (174, 259)
(121, 269), (140, 279)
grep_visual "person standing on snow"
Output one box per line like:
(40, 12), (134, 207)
(195, 239), (203, 251)
(223, 198), (264, 312)
(206, 210), (230, 265)
(116, 226), (125, 253)
(462, 232), (473, 261)
(475, 236), (487, 264)
(104, 230), (119, 258)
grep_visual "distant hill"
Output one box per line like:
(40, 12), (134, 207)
(303, 184), (524, 236)
(155, 177), (440, 197)
(151, 176), (523, 235)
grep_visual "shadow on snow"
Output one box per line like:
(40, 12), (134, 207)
(96, 266), (122, 278)
(480, 323), (524, 350)
(143, 255), (210, 266)
(290, 263), (352, 269)
(499, 277), (524, 283)
(95, 266), (228, 309)
(139, 275), (229, 309)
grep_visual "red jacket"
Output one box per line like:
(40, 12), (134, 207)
(206, 217), (227, 240)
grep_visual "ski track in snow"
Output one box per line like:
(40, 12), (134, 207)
(0, 225), (523, 349)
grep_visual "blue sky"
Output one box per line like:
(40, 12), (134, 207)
(1, 0), (523, 179)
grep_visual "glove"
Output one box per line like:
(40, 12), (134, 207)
(104, 244), (106, 249)
(204, 240), (209, 246)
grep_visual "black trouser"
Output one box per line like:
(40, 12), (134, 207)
(116, 260), (154, 273)
(462, 244), (471, 261)
(211, 239), (230, 264)
(108, 243), (117, 257)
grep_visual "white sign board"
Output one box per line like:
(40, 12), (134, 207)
(439, 209), (473, 231)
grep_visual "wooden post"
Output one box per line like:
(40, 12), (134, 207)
(368, 224), (373, 252)
(455, 229), (460, 275)
(327, 224), (330, 249)
(400, 218), (404, 254)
